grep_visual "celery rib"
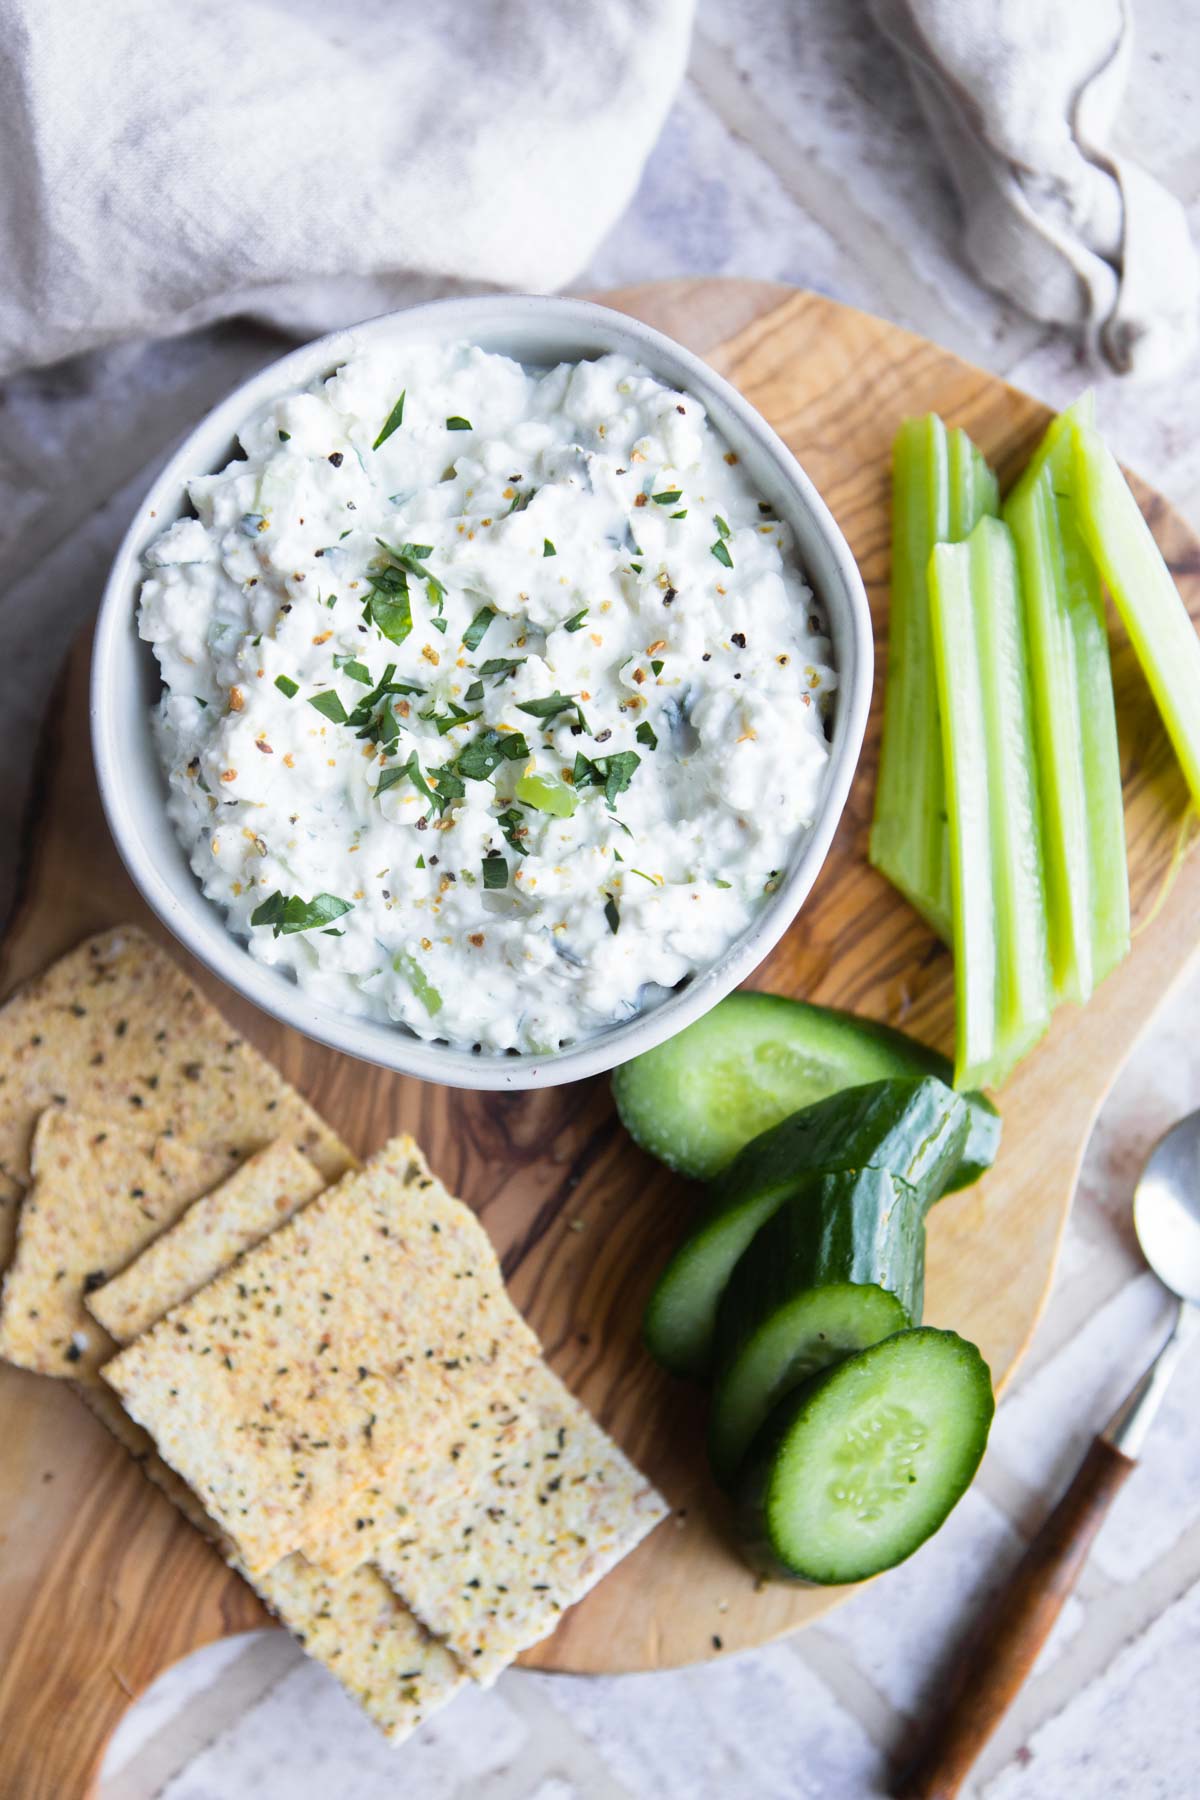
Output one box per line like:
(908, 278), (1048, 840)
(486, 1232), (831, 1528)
(929, 519), (1052, 1090)
(1072, 423), (1200, 810)
(1004, 405), (1129, 1003)
(870, 418), (998, 940)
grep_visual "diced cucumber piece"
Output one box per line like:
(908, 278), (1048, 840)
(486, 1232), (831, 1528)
(1072, 421), (1200, 809)
(708, 1170), (919, 1486)
(643, 1077), (968, 1380)
(737, 1328), (994, 1584)
(1005, 407), (1129, 1002)
(870, 417), (999, 940)
(929, 520), (1052, 1089)
(611, 990), (1000, 1189)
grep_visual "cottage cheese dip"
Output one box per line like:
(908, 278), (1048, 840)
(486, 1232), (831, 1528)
(138, 342), (837, 1054)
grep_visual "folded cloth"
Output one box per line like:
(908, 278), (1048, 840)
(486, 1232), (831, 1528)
(0, 0), (694, 376)
(870, 0), (1199, 377)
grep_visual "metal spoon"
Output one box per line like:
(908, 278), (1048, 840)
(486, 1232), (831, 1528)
(895, 1109), (1200, 1800)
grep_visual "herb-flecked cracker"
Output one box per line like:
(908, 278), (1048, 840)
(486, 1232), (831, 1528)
(0, 1111), (230, 1381)
(88, 1141), (325, 1345)
(79, 1386), (466, 1742)
(0, 927), (353, 1270)
(373, 1359), (668, 1682)
(102, 1137), (540, 1574)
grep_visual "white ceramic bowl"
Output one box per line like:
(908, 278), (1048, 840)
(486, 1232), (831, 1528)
(92, 295), (872, 1090)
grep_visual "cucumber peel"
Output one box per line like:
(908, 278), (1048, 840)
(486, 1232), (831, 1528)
(643, 1077), (968, 1380)
(736, 1327), (994, 1584)
(709, 1169), (921, 1486)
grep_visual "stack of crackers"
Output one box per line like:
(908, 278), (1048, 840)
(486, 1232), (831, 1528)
(0, 929), (666, 1743)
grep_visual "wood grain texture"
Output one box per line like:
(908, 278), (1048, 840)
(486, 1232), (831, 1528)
(2, 280), (1199, 1797)
(894, 1437), (1136, 1800)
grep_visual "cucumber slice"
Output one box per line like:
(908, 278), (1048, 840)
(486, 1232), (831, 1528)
(709, 1170), (919, 1486)
(612, 990), (1000, 1189)
(737, 1328), (994, 1584)
(643, 1077), (967, 1380)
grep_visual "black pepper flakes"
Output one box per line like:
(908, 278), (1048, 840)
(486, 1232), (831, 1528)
(328, 452), (344, 467)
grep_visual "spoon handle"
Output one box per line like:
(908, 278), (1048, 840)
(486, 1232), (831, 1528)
(892, 1433), (1134, 1800)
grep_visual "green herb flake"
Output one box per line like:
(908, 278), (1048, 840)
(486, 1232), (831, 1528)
(277, 430), (291, 442)
(710, 539), (733, 569)
(446, 416), (472, 431)
(274, 675), (299, 699)
(652, 490), (683, 506)
(543, 538), (556, 557)
(563, 609), (588, 633)
(651, 658), (664, 676)
(714, 877), (732, 889)
(333, 656), (373, 684)
(496, 806), (528, 855)
(482, 853), (509, 890)
(372, 390), (406, 450)
(573, 749), (641, 810)
(463, 606), (495, 652)
(250, 892), (353, 937)
(478, 655), (526, 681)
(516, 693), (576, 721)
(308, 690), (348, 724)
(715, 515), (732, 538)
(394, 950), (442, 1017)
(636, 720), (658, 750)
(604, 895), (620, 935)
(671, 509), (688, 519)
(464, 679), (484, 704)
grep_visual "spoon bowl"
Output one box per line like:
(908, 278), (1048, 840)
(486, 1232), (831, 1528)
(1133, 1110), (1200, 1306)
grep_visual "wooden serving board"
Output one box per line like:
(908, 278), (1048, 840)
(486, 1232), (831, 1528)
(3, 280), (1200, 1798)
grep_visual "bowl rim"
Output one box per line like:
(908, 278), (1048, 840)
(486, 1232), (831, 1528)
(91, 292), (873, 1090)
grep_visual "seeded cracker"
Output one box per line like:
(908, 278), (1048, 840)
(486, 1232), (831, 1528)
(0, 926), (354, 1271)
(88, 1141), (325, 1345)
(0, 1111), (230, 1381)
(102, 1137), (540, 1574)
(79, 1386), (465, 1741)
(373, 1359), (668, 1682)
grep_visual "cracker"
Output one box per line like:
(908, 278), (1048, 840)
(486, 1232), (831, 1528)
(88, 1141), (325, 1345)
(0, 1111), (230, 1381)
(0, 926), (354, 1270)
(79, 1386), (464, 1743)
(373, 1360), (667, 1682)
(102, 1137), (540, 1573)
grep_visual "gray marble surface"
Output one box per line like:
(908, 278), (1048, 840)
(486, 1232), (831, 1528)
(3, 3), (1200, 1795)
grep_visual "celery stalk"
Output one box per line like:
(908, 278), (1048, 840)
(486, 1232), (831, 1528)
(1072, 422), (1200, 809)
(1004, 411), (1129, 1002)
(870, 417), (999, 939)
(929, 519), (1052, 1090)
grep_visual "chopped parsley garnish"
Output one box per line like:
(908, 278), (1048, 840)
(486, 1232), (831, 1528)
(482, 853), (509, 889)
(377, 539), (446, 608)
(710, 538), (734, 569)
(572, 749), (641, 810)
(478, 655), (526, 682)
(714, 877), (732, 888)
(430, 616), (448, 634)
(274, 675), (298, 699)
(375, 750), (439, 809)
(456, 729), (530, 780)
(345, 664), (424, 749)
(372, 390), (406, 449)
(671, 509), (687, 519)
(250, 891), (353, 937)
(308, 689), (348, 724)
(446, 416), (472, 431)
(506, 488), (535, 514)
(604, 895), (620, 934)
(651, 658), (664, 676)
(635, 720), (658, 750)
(277, 430), (291, 442)
(416, 854), (425, 869)
(715, 515), (731, 537)
(464, 679), (485, 704)
(419, 700), (482, 736)
(543, 538), (556, 557)
(652, 489), (682, 505)
(463, 606), (495, 651)
(496, 806), (528, 854)
(563, 609), (588, 633)
(363, 561), (413, 644)
(394, 950), (442, 1016)
(516, 692), (576, 722)
(333, 656), (372, 684)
